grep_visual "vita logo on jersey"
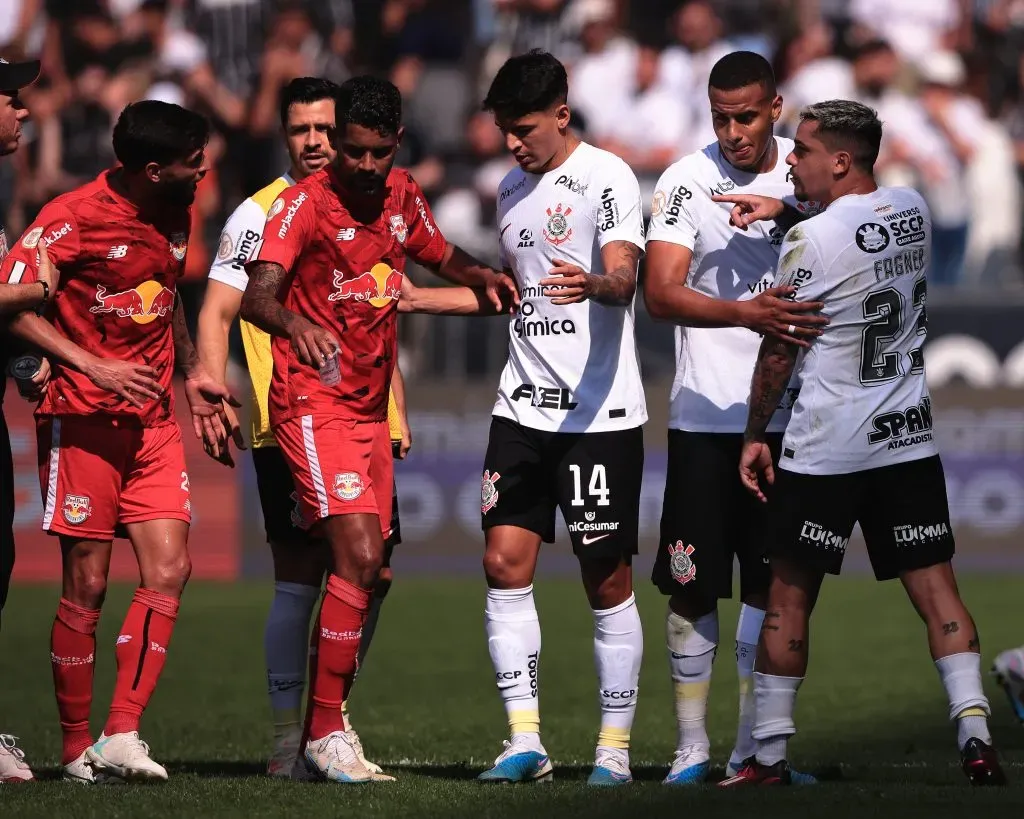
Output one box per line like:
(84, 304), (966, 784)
(668, 540), (696, 585)
(543, 204), (572, 246)
(328, 262), (403, 308)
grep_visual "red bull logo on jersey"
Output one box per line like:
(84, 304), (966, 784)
(90, 280), (175, 324)
(169, 232), (188, 262)
(327, 262), (403, 309)
(389, 214), (408, 244)
(62, 494), (92, 525)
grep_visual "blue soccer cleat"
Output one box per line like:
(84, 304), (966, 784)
(587, 750), (632, 786)
(663, 745), (710, 785)
(478, 739), (553, 783)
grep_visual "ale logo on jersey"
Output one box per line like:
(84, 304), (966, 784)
(668, 540), (696, 585)
(328, 262), (402, 308)
(90, 280), (175, 324)
(543, 204), (572, 246)
(62, 494), (92, 525)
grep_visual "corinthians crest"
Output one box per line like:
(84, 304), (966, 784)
(543, 204), (572, 246)
(668, 540), (696, 585)
(481, 470), (501, 514)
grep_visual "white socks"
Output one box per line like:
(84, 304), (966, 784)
(752, 672), (803, 766)
(264, 581), (320, 735)
(935, 652), (991, 749)
(593, 594), (643, 755)
(485, 585), (542, 747)
(732, 603), (765, 764)
(666, 609), (718, 755)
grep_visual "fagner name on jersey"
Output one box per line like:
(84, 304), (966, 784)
(868, 398), (933, 448)
(873, 246), (925, 282)
(510, 383), (578, 410)
(664, 185), (692, 226)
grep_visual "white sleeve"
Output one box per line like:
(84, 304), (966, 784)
(645, 165), (699, 249)
(596, 158), (645, 251)
(207, 199), (267, 292)
(775, 223), (827, 302)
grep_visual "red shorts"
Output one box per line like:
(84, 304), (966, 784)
(37, 416), (191, 539)
(273, 415), (392, 537)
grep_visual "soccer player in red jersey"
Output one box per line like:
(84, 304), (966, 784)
(0, 100), (236, 784)
(242, 75), (515, 783)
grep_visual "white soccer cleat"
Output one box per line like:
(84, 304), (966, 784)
(0, 734), (34, 783)
(992, 647), (1024, 724)
(304, 731), (372, 784)
(62, 750), (123, 785)
(86, 732), (168, 781)
(347, 729), (394, 781)
(267, 728), (302, 778)
(587, 748), (632, 786)
(663, 744), (710, 785)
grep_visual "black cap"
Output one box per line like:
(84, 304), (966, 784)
(0, 58), (41, 93)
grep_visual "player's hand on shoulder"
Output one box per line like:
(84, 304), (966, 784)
(540, 259), (592, 305)
(739, 286), (828, 347)
(37, 243), (60, 298)
(739, 438), (774, 503)
(17, 356), (51, 402)
(711, 194), (785, 230)
(288, 318), (340, 369)
(84, 357), (164, 409)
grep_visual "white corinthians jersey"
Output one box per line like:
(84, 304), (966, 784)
(777, 186), (937, 475)
(493, 142), (647, 433)
(647, 137), (804, 433)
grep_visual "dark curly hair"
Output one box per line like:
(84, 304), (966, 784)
(279, 77), (340, 129)
(112, 100), (210, 172)
(336, 75), (402, 137)
(483, 50), (568, 121)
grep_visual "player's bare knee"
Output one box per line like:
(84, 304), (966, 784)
(66, 567), (108, 609)
(580, 557), (632, 609)
(482, 546), (530, 589)
(145, 554), (191, 597)
(669, 591), (716, 620)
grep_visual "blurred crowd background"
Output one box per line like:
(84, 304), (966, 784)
(2, 0), (1024, 380)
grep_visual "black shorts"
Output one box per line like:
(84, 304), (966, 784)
(652, 431), (779, 603)
(480, 416), (643, 559)
(253, 445), (401, 547)
(769, 454), (954, 580)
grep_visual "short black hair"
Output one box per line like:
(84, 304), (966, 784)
(709, 50), (777, 96)
(112, 100), (210, 172)
(279, 77), (339, 129)
(335, 75), (402, 137)
(800, 99), (882, 171)
(483, 49), (568, 120)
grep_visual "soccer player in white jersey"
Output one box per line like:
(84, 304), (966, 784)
(474, 50), (647, 787)
(718, 100), (1005, 787)
(643, 51), (826, 785)
(197, 78), (403, 780)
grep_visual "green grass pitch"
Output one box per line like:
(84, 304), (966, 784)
(1, 576), (1022, 817)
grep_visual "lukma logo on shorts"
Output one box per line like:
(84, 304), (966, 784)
(62, 494), (92, 525)
(333, 472), (364, 501)
(481, 470), (501, 514)
(668, 540), (696, 585)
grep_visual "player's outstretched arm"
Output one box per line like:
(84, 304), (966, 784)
(710, 194), (805, 232)
(739, 335), (800, 502)
(173, 292), (242, 454)
(398, 275), (502, 316)
(241, 260), (339, 367)
(644, 240), (827, 345)
(427, 243), (519, 313)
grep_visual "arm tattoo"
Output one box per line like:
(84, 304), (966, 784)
(968, 634), (980, 651)
(942, 621), (960, 636)
(590, 241), (640, 306)
(172, 292), (201, 377)
(240, 261), (303, 339)
(787, 639), (804, 652)
(762, 610), (781, 632)
(744, 335), (799, 442)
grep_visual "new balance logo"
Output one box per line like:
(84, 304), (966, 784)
(336, 228), (355, 241)
(107, 245), (128, 259)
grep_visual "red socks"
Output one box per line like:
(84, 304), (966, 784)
(307, 575), (371, 741)
(51, 598), (100, 764)
(105, 588), (179, 736)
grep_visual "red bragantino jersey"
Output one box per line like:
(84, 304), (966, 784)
(257, 166), (447, 425)
(0, 170), (190, 425)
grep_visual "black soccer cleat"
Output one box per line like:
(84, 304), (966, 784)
(718, 757), (792, 787)
(961, 738), (1007, 786)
